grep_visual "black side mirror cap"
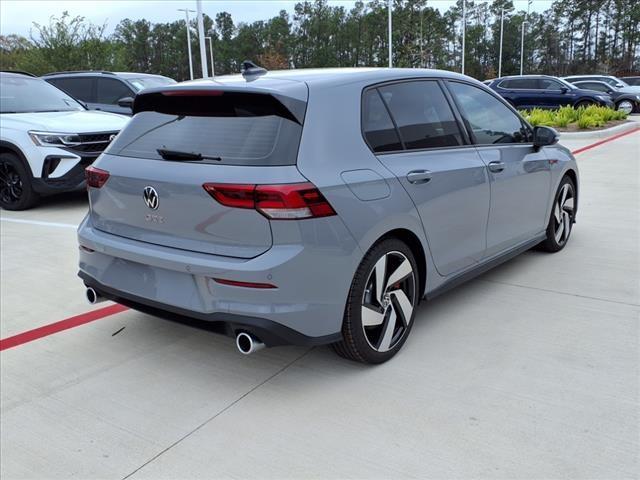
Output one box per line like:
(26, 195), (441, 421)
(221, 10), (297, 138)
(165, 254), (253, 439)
(560, 87), (569, 93)
(117, 96), (134, 108)
(533, 126), (559, 150)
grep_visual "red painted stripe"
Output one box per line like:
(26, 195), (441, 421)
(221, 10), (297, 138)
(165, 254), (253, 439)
(571, 127), (639, 155)
(0, 304), (129, 352)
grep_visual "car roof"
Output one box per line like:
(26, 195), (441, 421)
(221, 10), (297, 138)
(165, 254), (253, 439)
(564, 74), (617, 79)
(41, 71), (171, 80)
(175, 67), (476, 91)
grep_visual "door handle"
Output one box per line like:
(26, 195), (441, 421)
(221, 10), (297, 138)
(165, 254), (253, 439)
(487, 161), (505, 173)
(406, 170), (432, 184)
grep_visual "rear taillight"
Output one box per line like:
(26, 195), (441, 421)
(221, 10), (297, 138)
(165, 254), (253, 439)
(85, 166), (110, 188)
(202, 182), (336, 220)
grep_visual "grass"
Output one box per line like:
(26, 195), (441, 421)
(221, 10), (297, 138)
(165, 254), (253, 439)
(520, 105), (627, 130)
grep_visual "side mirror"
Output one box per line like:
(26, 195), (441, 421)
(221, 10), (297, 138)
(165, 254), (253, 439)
(117, 96), (134, 108)
(560, 87), (569, 93)
(615, 83), (624, 88)
(533, 126), (559, 150)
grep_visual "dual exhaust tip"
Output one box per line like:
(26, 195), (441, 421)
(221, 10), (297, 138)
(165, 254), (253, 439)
(85, 287), (265, 355)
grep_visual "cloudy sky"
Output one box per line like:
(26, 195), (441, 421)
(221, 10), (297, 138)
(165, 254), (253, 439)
(1, 0), (553, 38)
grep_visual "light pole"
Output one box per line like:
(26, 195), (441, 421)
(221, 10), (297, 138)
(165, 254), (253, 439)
(462, 0), (466, 75)
(177, 8), (195, 80)
(520, 20), (528, 75)
(388, 0), (392, 67)
(205, 36), (214, 77)
(196, 0), (208, 78)
(498, 8), (504, 77)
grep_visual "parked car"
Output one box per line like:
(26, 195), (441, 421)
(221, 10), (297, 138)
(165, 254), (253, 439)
(563, 75), (640, 94)
(0, 72), (128, 210)
(570, 80), (640, 113)
(621, 76), (640, 86)
(486, 75), (614, 110)
(42, 71), (176, 115)
(78, 67), (579, 364)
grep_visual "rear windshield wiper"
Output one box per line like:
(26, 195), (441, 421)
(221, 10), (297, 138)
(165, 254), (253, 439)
(156, 148), (221, 162)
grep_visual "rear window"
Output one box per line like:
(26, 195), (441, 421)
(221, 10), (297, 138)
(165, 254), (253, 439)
(107, 91), (305, 166)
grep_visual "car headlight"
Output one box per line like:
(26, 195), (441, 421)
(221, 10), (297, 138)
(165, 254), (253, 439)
(29, 131), (81, 147)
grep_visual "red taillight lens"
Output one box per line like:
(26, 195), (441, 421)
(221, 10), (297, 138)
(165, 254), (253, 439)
(202, 182), (336, 220)
(85, 166), (110, 189)
(203, 183), (256, 209)
(256, 183), (336, 219)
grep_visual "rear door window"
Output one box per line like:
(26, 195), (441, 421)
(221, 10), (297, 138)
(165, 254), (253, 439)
(48, 77), (95, 102)
(96, 78), (134, 105)
(499, 78), (539, 89)
(107, 91), (305, 166)
(377, 81), (463, 150)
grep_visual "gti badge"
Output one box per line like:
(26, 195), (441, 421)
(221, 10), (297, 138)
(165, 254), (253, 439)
(143, 186), (159, 210)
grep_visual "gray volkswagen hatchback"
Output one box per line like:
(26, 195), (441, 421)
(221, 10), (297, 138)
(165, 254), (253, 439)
(78, 67), (578, 363)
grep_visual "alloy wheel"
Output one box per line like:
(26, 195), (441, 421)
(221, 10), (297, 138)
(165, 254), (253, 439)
(617, 100), (634, 115)
(361, 251), (416, 352)
(0, 161), (23, 206)
(553, 183), (574, 245)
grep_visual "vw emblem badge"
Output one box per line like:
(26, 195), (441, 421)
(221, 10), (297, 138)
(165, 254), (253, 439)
(143, 186), (159, 210)
(108, 134), (116, 142)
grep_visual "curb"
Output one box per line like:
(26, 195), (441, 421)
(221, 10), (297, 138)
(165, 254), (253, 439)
(559, 121), (639, 139)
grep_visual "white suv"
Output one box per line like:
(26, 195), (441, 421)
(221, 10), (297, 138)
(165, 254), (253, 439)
(0, 72), (129, 210)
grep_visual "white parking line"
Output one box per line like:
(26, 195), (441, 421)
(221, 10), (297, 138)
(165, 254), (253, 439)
(0, 217), (78, 229)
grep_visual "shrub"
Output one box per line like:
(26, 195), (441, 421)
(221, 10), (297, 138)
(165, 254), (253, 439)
(519, 105), (627, 130)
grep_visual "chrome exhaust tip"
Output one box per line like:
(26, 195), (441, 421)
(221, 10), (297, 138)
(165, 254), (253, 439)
(85, 287), (106, 305)
(236, 332), (265, 355)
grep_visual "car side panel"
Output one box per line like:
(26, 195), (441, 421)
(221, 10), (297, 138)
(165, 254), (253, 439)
(295, 80), (444, 298)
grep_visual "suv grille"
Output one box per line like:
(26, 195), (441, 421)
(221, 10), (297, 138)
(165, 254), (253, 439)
(65, 131), (118, 155)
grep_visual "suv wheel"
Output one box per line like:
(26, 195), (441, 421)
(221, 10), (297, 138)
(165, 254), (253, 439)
(333, 238), (418, 364)
(615, 100), (634, 115)
(0, 153), (39, 210)
(538, 176), (576, 252)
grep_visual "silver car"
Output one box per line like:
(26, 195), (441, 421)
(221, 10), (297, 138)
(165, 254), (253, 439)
(78, 67), (579, 364)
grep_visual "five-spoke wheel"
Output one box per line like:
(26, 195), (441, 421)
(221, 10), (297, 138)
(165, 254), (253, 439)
(334, 238), (418, 363)
(539, 175), (576, 252)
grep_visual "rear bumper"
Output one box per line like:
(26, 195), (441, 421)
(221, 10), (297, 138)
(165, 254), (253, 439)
(77, 215), (362, 345)
(79, 271), (341, 347)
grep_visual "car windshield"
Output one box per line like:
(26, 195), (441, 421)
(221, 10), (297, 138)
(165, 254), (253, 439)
(0, 75), (84, 114)
(128, 77), (176, 92)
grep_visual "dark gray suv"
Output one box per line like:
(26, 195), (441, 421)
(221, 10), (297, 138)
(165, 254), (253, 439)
(42, 71), (176, 115)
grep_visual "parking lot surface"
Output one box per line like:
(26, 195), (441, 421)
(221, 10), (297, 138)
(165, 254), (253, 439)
(1, 128), (639, 479)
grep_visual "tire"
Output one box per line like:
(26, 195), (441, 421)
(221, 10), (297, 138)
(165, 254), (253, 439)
(615, 99), (634, 115)
(333, 238), (419, 364)
(538, 176), (576, 253)
(0, 152), (39, 211)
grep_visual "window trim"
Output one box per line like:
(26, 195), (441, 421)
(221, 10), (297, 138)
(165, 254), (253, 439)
(443, 79), (534, 147)
(360, 77), (471, 156)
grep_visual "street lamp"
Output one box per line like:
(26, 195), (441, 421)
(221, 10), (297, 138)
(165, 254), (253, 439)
(498, 8), (505, 78)
(196, 0), (208, 79)
(177, 8), (195, 80)
(388, 0), (392, 68)
(205, 36), (214, 77)
(520, 20), (528, 75)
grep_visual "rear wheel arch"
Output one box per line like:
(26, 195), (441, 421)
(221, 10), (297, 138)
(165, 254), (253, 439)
(373, 228), (427, 300)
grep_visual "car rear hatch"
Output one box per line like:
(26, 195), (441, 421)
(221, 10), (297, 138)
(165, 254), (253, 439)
(87, 83), (309, 258)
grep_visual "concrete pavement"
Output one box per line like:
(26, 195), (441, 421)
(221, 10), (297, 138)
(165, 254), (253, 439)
(1, 130), (638, 479)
